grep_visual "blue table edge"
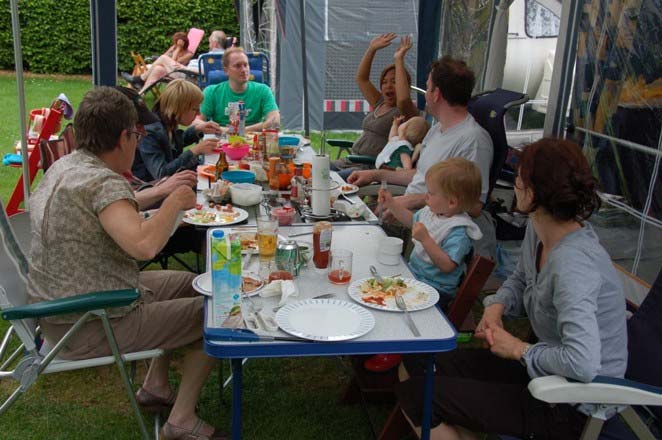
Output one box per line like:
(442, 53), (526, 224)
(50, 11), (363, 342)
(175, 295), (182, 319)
(202, 299), (457, 358)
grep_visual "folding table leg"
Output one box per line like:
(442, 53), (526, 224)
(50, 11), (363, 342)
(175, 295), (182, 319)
(420, 353), (435, 440)
(231, 358), (243, 440)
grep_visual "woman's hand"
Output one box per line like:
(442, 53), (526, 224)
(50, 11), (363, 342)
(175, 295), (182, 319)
(165, 185), (197, 212)
(394, 35), (413, 60)
(475, 303), (505, 338)
(156, 170), (197, 194)
(411, 222), (431, 243)
(196, 120), (222, 135)
(483, 326), (529, 361)
(369, 33), (397, 51)
(164, 44), (177, 58)
(191, 138), (219, 156)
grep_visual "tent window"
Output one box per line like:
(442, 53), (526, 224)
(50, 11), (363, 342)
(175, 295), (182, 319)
(525, 0), (560, 38)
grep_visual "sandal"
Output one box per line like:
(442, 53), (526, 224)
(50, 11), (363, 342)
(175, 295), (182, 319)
(160, 419), (228, 440)
(135, 387), (176, 413)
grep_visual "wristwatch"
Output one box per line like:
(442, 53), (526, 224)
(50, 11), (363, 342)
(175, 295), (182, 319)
(519, 343), (532, 366)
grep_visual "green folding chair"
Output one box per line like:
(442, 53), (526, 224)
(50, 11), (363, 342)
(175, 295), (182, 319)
(0, 201), (162, 439)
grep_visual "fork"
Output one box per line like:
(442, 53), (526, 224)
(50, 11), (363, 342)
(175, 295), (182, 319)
(369, 265), (384, 283)
(395, 294), (421, 337)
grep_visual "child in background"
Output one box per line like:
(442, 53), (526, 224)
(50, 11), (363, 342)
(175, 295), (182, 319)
(379, 157), (483, 306)
(374, 115), (429, 170)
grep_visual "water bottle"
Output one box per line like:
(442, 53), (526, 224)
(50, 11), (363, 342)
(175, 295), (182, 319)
(210, 230), (243, 327)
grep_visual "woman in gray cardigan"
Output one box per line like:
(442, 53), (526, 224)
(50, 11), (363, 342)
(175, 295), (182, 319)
(395, 138), (627, 440)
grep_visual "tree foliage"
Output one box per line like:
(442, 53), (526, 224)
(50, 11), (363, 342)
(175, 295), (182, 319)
(0, 0), (239, 74)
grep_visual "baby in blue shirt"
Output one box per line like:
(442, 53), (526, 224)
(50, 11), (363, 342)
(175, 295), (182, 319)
(380, 157), (483, 306)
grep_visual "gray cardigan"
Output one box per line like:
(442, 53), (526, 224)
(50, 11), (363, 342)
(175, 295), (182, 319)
(484, 222), (627, 383)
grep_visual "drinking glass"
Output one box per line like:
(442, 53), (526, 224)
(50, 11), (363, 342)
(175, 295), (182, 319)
(328, 249), (353, 285)
(257, 215), (278, 258)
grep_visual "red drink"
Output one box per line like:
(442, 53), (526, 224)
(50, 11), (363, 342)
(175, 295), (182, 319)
(328, 269), (351, 284)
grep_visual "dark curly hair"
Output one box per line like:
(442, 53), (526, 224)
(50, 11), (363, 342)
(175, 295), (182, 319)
(429, 56), (475, 107)
(517, 138), (601, 221)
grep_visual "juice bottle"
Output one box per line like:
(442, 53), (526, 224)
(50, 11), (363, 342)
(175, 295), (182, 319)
(210, 230), (243, 327)
(313, 221), (332, 269)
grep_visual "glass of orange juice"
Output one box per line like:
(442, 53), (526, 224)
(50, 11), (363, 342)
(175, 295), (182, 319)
(257, 215), (278, 258)
(328, 249), (352, 284)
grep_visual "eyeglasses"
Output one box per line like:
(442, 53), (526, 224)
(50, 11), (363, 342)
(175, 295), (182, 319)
(128, 130), (144, 141)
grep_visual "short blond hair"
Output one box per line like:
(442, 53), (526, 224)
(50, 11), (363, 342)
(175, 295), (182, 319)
(222, 46), (247, 69)
(404, 116), (429, 146)
(426, 157), (481, 212)
(156, 79), (203, 127)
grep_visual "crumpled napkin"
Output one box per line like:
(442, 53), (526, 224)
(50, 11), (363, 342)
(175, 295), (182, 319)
(259, 280), (299, 306)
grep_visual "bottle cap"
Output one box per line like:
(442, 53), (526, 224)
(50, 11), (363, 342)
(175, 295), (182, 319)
(212, 230), (225, 239)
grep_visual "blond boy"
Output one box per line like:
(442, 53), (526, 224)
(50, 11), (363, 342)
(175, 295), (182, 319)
(379, 157), (483, 305)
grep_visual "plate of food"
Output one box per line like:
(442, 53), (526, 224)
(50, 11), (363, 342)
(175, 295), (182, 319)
(183, 204), (249, 226)
(193, 271), (265, 297)
(340, 183), (359, 196)
(347, 277), (439, 312)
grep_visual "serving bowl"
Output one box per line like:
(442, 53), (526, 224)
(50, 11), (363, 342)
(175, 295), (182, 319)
(229, 183), (263, 206)
(222, 170), (256, 184)
(221, 143), (250, 160)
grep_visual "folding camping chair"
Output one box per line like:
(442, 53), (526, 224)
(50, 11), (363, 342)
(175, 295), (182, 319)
(525, 268), (662, 440)
(38, 123), (75, 172)
(128, 28), (205, 99)
(0, 201), (162, 439)
(197, 51), (271, 89)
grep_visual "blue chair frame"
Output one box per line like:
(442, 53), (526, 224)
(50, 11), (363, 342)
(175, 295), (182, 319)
(198, 51), (270, 89)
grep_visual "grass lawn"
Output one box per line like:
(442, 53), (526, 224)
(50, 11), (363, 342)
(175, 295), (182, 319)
(0, 73), (94, 208)
(1, 73), (397, 439)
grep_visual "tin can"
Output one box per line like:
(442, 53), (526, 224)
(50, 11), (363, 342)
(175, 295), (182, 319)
(275, 240), (301, 276)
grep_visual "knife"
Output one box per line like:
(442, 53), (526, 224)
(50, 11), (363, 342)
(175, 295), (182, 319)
(403, 312), (421, 337)
(287, 231), (313, 238)
(209, 328), (313, 343)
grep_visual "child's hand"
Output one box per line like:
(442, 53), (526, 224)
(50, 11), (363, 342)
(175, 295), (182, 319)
(391, 115), (405, 127)
(411, 222), (431, 243)
(377, 188), (394, 208)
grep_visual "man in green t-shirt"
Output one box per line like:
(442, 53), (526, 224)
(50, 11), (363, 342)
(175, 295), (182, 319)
(198, 46), (280, 133)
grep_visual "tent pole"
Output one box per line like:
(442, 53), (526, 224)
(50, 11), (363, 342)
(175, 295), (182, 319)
(544, 0), (581, 137)
(10, 0), (30, 210)
(299, 0), (309, 137)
